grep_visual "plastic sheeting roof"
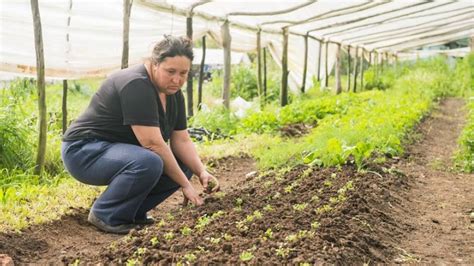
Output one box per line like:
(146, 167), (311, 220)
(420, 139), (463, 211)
(1, 0), (473, 91)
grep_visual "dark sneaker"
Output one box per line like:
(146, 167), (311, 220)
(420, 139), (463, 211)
(134, 215), (155, 225)
(87, 211), (136, 234)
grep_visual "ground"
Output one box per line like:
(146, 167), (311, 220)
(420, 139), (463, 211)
(0, 98), (472, 264)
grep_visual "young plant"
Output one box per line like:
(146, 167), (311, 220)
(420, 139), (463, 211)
(180, 226), (192, 236)
(239, 251), (254, 262)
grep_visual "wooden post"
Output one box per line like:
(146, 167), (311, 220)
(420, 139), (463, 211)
(347, 45), (351, 92)
(369, 51), (372, 66)
(121, 0), (132, 69)
(335, 43), (342, 94)
(281, 27), (289, 107)
(256, 29), (263, 101)
(324, 41), (329, 88)
(263, 47), (267, 103)
(30, 0), (47, 176)
(186, 16), (194, 116)
(352, 46), (359, 92)
(380, 51), (384, 73)
(62, 80), (68, 134)
(317, 40), (322, 82)
(221, 20), (231, 109)
(377, 52), (380, 81)
(470, 36), (474, 51)
(197, 35), (206, 110)
(301, 33), (308, 93)
(359, 48), (364, 91)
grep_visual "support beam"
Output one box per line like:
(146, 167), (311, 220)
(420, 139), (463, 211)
(317, 40), (322, 82)
(352, 47), (359, 92)
(221, 20), (231, 108)
(347, 45), (351, 92)
(335, 43), (342, 94)
(121, 0), (132, 69)
(360, 48), (364, 91)
(62, 80), (68, 134)
(301, 33), (309, 93)
(256, 29), (263, 101)
(30, 0), (47, 176)
(263, 47), (267, 104)
(281, 27), (289, 107)
(324, 41), (329, 88)
(197, 35), (206, 110)
(471, 36), (474, 51)
(186, 16), (194, 116)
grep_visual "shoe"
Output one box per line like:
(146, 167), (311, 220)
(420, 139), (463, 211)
(134, 215), (155, 225)
(87, 211), (136, 234)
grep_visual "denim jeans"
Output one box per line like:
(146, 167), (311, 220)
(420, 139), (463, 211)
(61, 139), (192, 226)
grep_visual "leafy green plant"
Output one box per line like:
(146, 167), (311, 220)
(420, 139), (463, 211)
(239, 250), (254, 262)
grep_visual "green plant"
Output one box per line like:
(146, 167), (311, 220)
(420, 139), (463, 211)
(239, 251), (254, 262)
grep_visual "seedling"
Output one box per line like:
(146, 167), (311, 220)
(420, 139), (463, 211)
(292, 203), (308, 212)
(164, 232), (174, 241)
(311, 221), (321, 230)
(263, 204), (274, 212)
(235, 198), (244, 207)
(275, 246), (292, 258)
(150, 236), (159, 246)
(214, 191), (226, 199)
(263, 228), (273, 240)
(316, 204), (333, 214)
(180, 226), (192, 236)
(184, 253), (197, 263)
(209, 237), (221, 245)
(223, 233), (233, 241)
(310, 195), (320, 203)
(239, 251), (254, 262)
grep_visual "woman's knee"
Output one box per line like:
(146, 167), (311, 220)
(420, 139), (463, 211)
(132, 151), (164, 179)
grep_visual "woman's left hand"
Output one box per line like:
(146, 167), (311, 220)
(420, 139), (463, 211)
(199, 170), (220, 193)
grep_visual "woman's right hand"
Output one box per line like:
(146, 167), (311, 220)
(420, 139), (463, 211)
(182, 185), (203, 206)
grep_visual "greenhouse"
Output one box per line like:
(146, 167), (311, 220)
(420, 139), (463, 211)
(0, 0), (473, 264)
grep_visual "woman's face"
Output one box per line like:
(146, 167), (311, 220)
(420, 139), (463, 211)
(153, 56), (191, 95)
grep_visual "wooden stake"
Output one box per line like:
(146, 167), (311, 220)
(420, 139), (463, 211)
(324, 41), (329, 88)
(256, 29), (263, 101)
(301, 33), (308, 93)
(352, 46), (359, 92)
(221, 20), (231, 108)
(30, 0), (47, 176)
(62, 80), (68, 134)
(197, 35), (206, 110)
(335, 43), (342, 94)
(263, 47), (267, 103)
(186, 16), (194, 116)
(281, 27), (289, 106)
(347, 45), (351, 92)
(121, 0), (132, 69)
(317, 40), (322, 82)
(360, 48), (364, 91)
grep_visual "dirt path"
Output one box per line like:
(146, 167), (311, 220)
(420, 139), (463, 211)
(0, 155), (256, 264)
(394, 98), (474, 264)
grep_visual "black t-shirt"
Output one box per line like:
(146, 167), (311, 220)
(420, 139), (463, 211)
(63, 64), (187, 145)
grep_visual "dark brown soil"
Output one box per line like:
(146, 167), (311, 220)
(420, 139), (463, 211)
(1, 98), (472, 264)
(280, 123), (312, 137)
(392, 98), (474, 264)
(0, 155), (256, 264)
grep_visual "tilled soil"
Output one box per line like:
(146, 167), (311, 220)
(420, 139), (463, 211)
(393, 98), (474, 264)
(1, 98), (472, 264)
(0, 155), (256, 264)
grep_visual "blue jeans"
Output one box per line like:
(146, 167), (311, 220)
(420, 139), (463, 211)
(61, 139), (192, 226)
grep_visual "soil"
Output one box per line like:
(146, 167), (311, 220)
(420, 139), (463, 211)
(280, 123), (312, 137)
(0, 155), (256, 264)
(0, 98), (472, 264)
(392, 98), (474, 264)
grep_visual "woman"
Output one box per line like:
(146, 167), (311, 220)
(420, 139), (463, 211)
(61, 36), (218, 234)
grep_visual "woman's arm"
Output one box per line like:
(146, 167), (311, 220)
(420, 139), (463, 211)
(170, 129), (219, 191)
(131, 125), (203, 205)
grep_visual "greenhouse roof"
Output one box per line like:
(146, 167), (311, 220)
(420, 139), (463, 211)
(1, 0), (472, 89)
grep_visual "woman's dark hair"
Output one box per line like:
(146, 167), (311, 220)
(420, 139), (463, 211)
(150, 35), (194, 64)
